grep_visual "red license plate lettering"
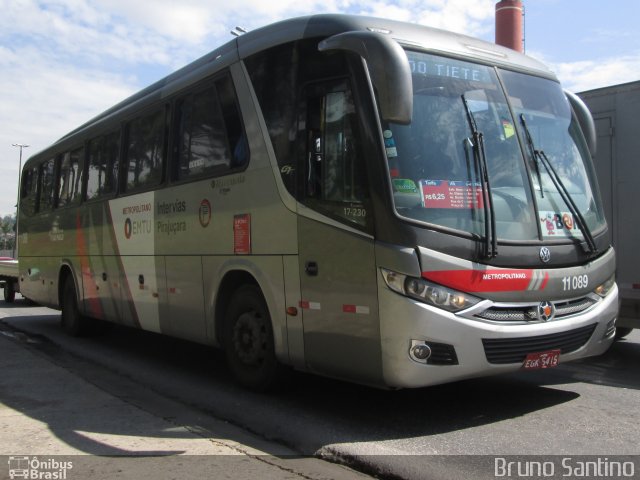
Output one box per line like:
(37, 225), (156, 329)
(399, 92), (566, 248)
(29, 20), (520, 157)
(522, 349), (561, 370)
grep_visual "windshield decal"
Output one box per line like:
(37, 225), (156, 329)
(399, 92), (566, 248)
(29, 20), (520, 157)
(420, 180), (484, 209)
(502, 119), (515, 138)
(383, 129), (398, 158)
(392, 179), (419, 194)
(540, 211), (582, 238)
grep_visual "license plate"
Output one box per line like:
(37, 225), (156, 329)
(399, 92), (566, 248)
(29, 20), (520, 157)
(522, 349), (561, 370)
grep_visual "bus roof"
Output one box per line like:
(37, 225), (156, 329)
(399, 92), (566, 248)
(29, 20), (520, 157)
(237, 14), (551, 73)
(26, 14), (554, 167)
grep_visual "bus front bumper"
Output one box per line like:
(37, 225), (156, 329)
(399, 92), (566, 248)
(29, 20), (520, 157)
(379, 281), (618, 389)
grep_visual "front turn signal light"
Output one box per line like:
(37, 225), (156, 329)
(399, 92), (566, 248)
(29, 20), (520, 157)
(593, 275), (616, 298)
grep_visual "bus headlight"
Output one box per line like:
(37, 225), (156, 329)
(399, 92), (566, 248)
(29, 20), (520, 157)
(382, 268), (480, 313)
(593, 275), (616, 297)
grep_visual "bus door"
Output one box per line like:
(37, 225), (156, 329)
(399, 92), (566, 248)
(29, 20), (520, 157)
(296, 79), (382, 384)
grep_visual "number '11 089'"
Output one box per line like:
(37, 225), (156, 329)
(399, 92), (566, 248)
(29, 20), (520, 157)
(561, 275), (588, 291)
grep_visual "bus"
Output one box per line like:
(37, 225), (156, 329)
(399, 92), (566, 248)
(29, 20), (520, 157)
(17, 14), (618, 390)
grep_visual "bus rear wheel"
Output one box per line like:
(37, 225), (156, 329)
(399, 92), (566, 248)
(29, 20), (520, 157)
(3, 281), (15, 303)
(224, 285), (283, 391)
(61, 276), (87, 336)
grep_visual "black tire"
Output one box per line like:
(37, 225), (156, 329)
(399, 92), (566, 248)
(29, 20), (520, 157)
(61, 276), (87, 336)
(615, 327), (633, 340)
(223, 285), (284, 391)
(3, 281), (15, 303)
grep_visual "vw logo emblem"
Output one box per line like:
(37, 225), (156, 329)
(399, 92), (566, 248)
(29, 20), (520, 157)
(537, 301), (556, 322)
(540, 247), (551, 263)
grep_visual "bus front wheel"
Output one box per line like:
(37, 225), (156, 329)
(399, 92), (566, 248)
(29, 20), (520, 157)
(61, 276), (87, 336)
(223, 285), (283, 391)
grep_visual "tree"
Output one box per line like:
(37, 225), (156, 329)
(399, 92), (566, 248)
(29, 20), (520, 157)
(0, 214), (16, 252)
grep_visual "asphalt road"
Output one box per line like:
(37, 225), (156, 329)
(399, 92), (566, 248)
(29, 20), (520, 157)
(1, 296), (639, 479)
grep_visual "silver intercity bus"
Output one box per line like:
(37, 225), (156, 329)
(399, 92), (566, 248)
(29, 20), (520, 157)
(17, 15), (617, 390)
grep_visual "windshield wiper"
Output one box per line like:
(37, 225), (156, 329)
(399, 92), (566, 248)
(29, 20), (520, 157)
(520, 114), (545, 197)
(461, 94), (497, 258)
(519, 114), (597, 254)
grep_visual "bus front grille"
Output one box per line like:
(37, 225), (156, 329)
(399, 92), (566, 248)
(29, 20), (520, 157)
(482, 324), (597, 364)
(475, 297), (597, 323)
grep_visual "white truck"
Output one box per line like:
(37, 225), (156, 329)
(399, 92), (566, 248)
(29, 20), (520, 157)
(0, 258), (19, 303)
(579, 80), (640, 339)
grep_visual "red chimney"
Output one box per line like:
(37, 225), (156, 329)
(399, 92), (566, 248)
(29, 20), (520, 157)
(495, 0), (523, 52)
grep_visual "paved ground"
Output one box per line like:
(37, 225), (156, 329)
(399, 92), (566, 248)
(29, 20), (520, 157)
(0, 320), (371, 480)
(2, 299), (639, 480)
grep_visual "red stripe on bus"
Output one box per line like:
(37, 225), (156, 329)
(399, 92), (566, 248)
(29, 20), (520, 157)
(421, 269), (540, 293)
(76, 212), (104, 318)
(343, 304), (357, 313)
(540, 272), (550, 290)
(106, 202), (140, 328)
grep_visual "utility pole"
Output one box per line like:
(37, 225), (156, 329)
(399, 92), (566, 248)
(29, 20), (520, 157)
(11, 143), (29, 258)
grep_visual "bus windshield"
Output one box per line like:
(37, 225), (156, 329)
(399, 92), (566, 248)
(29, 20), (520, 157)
(384, 50), (606, 242)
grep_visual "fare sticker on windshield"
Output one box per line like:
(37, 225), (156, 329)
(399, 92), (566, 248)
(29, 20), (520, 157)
(540, 211), (582, 238)
(393, 179), (419, 194)
(502, 119), (515, 138)
(420, 180), (484, 209)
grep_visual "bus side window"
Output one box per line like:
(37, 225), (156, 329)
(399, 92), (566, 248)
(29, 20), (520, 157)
(87, 131), (120, 200)
(125, 108), (165, 191)
(244, 42), (298, 197)
(39, 158), (57, 213)
(172, 73), (247, 182)
(299, 80), (372, 231)
(215, 74), (249, 168)
(20, 167), (39, 217)
(58, 146), (84, 207)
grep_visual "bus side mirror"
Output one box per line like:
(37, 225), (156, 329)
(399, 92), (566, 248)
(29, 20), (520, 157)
(319, 31), (413, 125)
(565, 90), (596, 157)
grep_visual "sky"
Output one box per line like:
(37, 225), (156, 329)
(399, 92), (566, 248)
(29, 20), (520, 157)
(1, 0), (639, 216)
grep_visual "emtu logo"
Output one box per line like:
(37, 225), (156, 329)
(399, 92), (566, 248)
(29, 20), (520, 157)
(124, 218), (132, 239)
(123, 217), (152, 239)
